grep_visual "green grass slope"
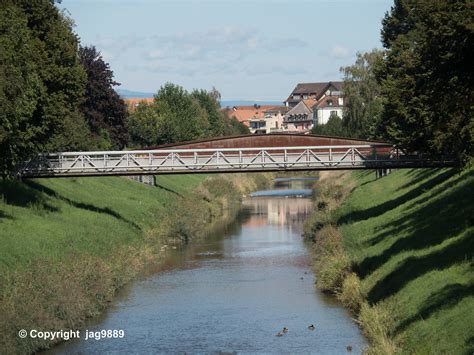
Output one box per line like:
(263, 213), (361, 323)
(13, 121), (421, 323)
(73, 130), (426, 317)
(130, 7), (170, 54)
(337, 168), (474, 354)
(0, 172), (271, 353)
(0, 175), (206, 268)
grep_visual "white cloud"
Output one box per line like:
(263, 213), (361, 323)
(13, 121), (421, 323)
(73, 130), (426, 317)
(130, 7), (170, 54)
(329, 44), (351, 58)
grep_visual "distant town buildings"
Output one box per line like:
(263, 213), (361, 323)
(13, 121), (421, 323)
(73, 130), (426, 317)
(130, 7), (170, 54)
(124, 80), (346, 135)
(228, 81), (346, 134)
(123, 98), (154, 111)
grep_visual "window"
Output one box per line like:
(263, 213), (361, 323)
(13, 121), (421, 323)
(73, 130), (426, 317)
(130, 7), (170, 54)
(303, 95), (308, 99)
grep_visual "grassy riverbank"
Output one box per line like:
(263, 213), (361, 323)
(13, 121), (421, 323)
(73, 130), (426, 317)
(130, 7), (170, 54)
(304, 167), (473, 354)
(0, 173), (271, 354)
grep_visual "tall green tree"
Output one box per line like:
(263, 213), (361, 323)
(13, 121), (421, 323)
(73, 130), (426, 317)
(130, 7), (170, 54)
(378, 0), (473, 160)
(341, 49), (384, 139)
(0, 0), (88, 177)
(79, 46), (128, 149)
(0, 4), (43, 176)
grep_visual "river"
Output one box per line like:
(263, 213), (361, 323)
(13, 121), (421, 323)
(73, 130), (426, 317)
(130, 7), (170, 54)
(47, 178), (366, 354)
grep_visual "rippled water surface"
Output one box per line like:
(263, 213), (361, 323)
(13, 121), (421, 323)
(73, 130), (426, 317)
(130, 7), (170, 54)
(47, 178), (366, 354)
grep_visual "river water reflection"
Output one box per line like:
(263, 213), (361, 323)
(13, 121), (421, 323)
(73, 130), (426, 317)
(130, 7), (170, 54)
(48, 178), (366, 354)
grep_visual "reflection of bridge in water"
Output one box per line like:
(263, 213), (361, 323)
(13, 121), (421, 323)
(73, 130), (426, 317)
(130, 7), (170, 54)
(243, 196), (313, 233)
(17, 134), (458, 178)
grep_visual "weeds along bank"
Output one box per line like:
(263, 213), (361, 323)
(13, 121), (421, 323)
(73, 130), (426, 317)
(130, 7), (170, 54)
(304, 167), (473, 354)
(0, 173), (272, 353)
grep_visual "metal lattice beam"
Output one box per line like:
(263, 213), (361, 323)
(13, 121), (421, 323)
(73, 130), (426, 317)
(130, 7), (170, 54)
(16, 145), (458, 178)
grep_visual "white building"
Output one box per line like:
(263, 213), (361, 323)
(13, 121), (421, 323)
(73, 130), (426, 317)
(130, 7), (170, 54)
(313, 95), (344, 125)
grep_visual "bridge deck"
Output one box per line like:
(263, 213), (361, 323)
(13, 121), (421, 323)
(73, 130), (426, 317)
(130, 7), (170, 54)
(17, 144), (457, 178)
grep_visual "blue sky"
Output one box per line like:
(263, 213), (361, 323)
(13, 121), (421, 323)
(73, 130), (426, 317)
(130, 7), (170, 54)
(61, 0), (393, 101)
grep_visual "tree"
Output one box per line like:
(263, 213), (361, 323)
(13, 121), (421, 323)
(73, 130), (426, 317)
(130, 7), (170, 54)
(191, 88), (225, 137)
(128, 84), (250, 147)
(312, 113), (346, 137)
(79, 46), (129, 149)
(128, 103), (163, 147)
(0, 4), (43, 176)
(378, 0), (473, 160)
(0, 0), (87, 177)
(155, 83), (210, 143)
(223, 114), (250, 135)
(340, 50), (384, 139)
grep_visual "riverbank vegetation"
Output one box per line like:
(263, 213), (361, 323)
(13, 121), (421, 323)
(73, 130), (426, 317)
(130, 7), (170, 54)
(305, 166), (473, 354)
(0, 173), (272, 353)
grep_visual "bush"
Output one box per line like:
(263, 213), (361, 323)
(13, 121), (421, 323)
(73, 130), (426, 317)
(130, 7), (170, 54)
(338, 272), (364, 313)
(358, 301), (398, 354)
(311, 226), (351, 293)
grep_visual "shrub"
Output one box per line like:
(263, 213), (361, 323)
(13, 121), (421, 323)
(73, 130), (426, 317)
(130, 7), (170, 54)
(359, 301), (398, 354)
(338, 272), (364, 313)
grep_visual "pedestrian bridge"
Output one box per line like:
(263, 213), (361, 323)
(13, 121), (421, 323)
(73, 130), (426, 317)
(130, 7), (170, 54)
(17, 134), (457, 178)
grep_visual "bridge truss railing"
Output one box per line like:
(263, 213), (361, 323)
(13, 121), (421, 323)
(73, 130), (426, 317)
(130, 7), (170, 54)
(16, 145), (457, 178)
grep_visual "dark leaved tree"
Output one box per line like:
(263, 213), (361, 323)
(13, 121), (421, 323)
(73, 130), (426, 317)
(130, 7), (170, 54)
(79, 46), (129, 149)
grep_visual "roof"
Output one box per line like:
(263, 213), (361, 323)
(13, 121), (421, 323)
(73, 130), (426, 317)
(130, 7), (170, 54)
(285, 81), (344, 103)
(302, 98), (317, 111)
(264, 105), (289, 114)
(314, 95), (344, 109)
(226, 105), (276, 123)
(284, 100), (314, 119)
(124, 98), (154, 110)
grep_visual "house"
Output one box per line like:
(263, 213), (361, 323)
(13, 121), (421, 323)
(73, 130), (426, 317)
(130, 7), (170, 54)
(312, 95), (344, 125)
(225, 105), (276, 132)
(284, 81), (343, 108)
(247, 106), (288, 134)
(263, 106), (288, 133)
(248, 117), (267, 134)
(283, 99), (316, 132)
(124, 97), (154, 111)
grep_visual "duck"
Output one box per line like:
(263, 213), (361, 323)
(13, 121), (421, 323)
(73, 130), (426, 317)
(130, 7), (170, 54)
(346, 345), (353, 352)
(282, 327), (288, 333)
(276, 331), (284, 337)
(308, 324), (315, 331)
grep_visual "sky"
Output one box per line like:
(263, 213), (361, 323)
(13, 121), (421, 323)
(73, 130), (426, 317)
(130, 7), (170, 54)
(61, 0), (394, 101)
